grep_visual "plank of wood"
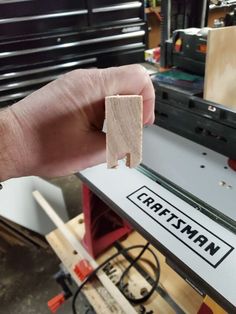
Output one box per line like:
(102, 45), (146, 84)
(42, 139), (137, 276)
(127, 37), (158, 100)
(105, 95), (143, 168)
(33, 191), (136, 314)
(0, 225), (27, 248)
(0, 216), (48, 249)
(204, 26), (236, 111)
(47, 216), (118, 313)
(47, 228), (119, 314)
(0, 224), (28, 247)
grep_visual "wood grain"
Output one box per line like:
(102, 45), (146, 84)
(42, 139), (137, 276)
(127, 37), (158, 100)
(204, 26), (236, 111)
(47, 223), (125, 314)
(105, 95), (143, 168)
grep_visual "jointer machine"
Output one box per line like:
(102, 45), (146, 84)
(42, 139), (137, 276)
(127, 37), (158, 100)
(78, 1), (236, 313)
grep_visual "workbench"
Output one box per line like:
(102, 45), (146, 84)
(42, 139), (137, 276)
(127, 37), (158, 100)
(78, 125), (236, 313)
(47, 214), (203, 313)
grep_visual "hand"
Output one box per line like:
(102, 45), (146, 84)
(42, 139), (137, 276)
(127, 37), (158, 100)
(0, 64), (155, 180)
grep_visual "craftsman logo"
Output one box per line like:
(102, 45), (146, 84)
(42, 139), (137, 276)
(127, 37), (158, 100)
(122, 26), (141, 33)
(127, 186), (234, 268)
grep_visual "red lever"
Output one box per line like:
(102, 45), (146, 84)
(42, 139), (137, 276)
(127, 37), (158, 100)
(74, 259), (93, 281)
(228, 159), (236, 171)
(47, 292), (65, 313)
(197, 302), (213, 314)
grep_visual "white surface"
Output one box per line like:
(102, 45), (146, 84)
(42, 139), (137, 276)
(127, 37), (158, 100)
(143, 125), (236, 222)
(80, 162), (236, 307)
(0, 176), (68, 235)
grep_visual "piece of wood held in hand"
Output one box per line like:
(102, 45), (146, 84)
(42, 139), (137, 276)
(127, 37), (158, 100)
(105, 95), (143, 168)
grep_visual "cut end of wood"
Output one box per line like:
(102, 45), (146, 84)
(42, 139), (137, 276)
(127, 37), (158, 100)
(125, 152), (142, 168)
(105, 95), (143, 169)
(106, 153), (142, 169)
(126, 153), (131, 168)
(107, 162), (119, 169)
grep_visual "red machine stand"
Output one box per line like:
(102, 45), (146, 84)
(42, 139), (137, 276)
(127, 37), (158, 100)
(228, 159), (236, 171)
(82, 184), (132, 258)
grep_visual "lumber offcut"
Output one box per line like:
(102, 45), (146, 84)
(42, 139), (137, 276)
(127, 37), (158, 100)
(105, 95), (143, 168)
(204, 26), (236, 111)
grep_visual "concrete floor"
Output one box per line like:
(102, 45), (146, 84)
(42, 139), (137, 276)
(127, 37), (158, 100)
(0, 175), (87, 314)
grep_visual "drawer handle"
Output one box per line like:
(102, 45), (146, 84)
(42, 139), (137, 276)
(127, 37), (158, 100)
(0, 9), (88, 24)
(92, 1), (142, 13)
(1, 0), (32, 4)
(0, 90), (33, 103)
(0, 74), (59, 92)
(0, 0), (32, 3)
(0, 31), (145, 58)
(0, 58), (97, 80)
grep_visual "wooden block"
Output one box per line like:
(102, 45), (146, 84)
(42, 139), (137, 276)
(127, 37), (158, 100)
(204, 26), (236, 111)
(105, 95), (143, 168)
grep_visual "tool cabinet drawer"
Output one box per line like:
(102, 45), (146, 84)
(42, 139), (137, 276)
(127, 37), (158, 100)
(0, 11), (88, 39)
(0, 57), (97, 107)
(90, 1), (144, 26)
(0, 0), (87, 18)
(0, 24), (146, 70)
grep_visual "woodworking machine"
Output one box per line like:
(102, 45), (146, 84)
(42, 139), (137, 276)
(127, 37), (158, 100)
(78, 1), (236, 313)
(155, 0), (236, 160)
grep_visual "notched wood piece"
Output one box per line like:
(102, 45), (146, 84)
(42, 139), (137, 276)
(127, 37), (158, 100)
(105, 95), (143, 168)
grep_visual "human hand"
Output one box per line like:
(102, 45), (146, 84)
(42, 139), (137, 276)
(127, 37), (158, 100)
(0, 64), (155, 180)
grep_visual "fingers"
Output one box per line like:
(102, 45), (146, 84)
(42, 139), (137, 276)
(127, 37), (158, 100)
(102, 64), (155, 125)
(12, 64), (155, 129)
(63, 64), (155, 127)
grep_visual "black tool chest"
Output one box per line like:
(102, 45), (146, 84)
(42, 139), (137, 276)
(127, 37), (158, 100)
(153, 0), (236, 161)
(153, 80), (236, 159)
(0, 0), (146, 107)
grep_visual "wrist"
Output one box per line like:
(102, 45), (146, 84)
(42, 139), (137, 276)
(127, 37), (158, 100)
(0, 108), (26, 181)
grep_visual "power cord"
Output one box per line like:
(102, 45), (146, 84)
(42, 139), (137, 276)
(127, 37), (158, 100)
(117, 242), (159, 304)
(72, 243), (160, 314)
